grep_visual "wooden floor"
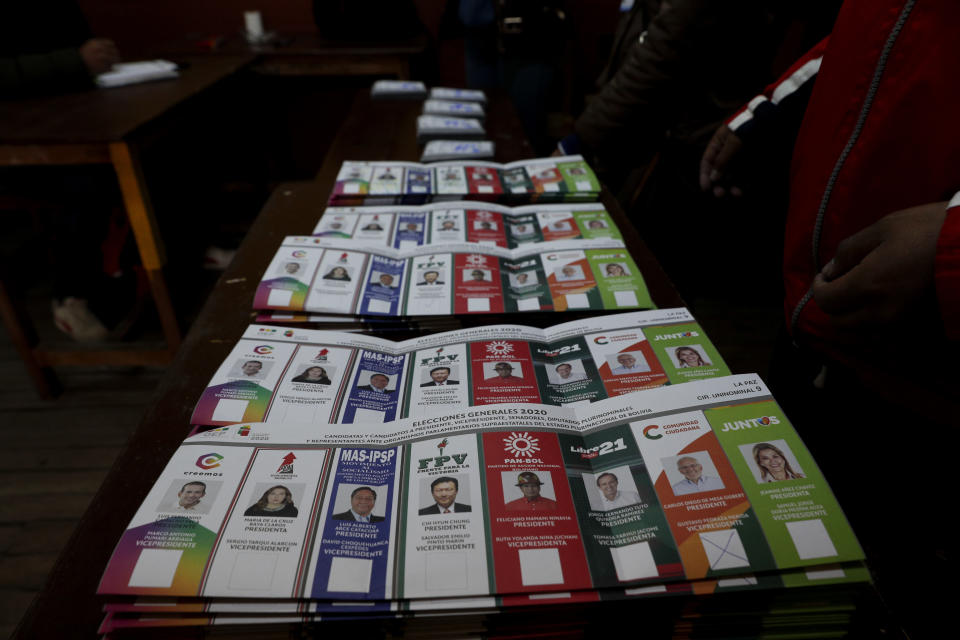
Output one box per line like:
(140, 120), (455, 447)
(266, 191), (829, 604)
(0, 324), (165, 638)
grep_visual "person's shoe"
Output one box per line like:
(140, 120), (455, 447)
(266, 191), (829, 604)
(52, 297), (109, 342)
(203, 245), (236, 271)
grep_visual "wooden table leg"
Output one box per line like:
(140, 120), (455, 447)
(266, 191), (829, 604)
(108, 142), (182, 354)
(0, 272), (61, 398)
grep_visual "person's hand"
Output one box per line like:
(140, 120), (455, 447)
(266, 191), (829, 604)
(812, 201), (949, 329)
(699, 124), (743, 197)
(550, 148), (564, 157)
(79, 38), (120, 76)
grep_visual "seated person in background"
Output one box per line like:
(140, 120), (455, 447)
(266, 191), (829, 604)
(2, 1), (126, 341)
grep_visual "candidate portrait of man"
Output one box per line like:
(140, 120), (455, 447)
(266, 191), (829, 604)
(332, 486), (385, 522)
(357, 373), (393, 394)
(552, 362), (587, 384)
(240, 360), (264, 377)
(417, 270), (444, 286)
(505, 472), (557, 511)
(175, 481), (206, 511)
(420, 366), (459, 387)
(594, 472), (641, 510)
(419, 476), (471, 515)
(671, 455), (725, 496)
(610, 352), (650, 375)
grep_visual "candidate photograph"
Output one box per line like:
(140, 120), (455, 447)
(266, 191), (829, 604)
(744, 441), (805, 483)
(291, 366), (333, 385)
(244, 485), (299, 518)
(356, 372), (395, 394)
(607, 352), (651, 375)
(548, 361), (588, 384)
(667, 453), (726, 496)
(419, 476), (471, 515)
(483, 361), (523, 382)
(673, 345), (711, 368)
(158, 480), (218, 515)
(332, 486), (385, 523)
(420, 366), (459, 387)
(504, 471), (557, 511)
(416, 270), (445, 286)
(232, 359), (269, 379)
(589, 470), (642, 511)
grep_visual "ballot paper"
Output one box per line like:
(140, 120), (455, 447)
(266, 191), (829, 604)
(429, 87), (487, 103)
(253, 238), (652, 317)
(422, 99), (486, 120)
(95, 60), (179, 89)
(315, 201), (620, 249)
(330, 155), (601, 206)
(100, 375), (864, 604)
(370, 80), (427, 100)
(420, 140), (495, 162)
(416, 115), (486, 142)
(189, 308), (731, 427)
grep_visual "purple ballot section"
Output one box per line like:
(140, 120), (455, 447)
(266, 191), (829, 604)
(340, 350), (405, 423)
(312, 448), (398, 599)
(393, 212), (428, 249)
(359, 256), (406, 316)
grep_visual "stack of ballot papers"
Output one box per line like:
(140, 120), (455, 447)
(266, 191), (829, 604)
(420, 140), (495, 162)
(96, 373), (873, 635)
(312, 201), (622, 248)
(190, 309), (731, 426)
(429, 86), (487, 103)
(329, 155), (602, 206)
(416, 115), (486, 142)
(251, 238), (653, 317)
(370, 79), (427, 100)
(95, 60), (179, 89)
(422, 99), (486, 120)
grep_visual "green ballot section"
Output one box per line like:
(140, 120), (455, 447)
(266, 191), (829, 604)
(102, 375), (863, 608)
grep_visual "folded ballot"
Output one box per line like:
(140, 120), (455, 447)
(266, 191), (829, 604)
(330, 155), (601, 206)
(429, 86), (487, 103)
(422, 99), (485, 120)
(420, 140), (495, 162)
(101, 375), (863, 605)
(95, 60), (179, 89)
(253, 238), (652, 317)
(371, 79), (427, 100)
(416, 115), (486, 142)
(313, 201), (621, 249)
(189, 308), (730, 427)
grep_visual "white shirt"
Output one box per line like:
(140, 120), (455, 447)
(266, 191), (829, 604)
(672, 475), (725, 496)
(599, 490), (641, 510)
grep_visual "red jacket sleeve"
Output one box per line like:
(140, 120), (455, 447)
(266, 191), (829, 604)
(935, 192), (960, 340)
(726, 35), (831, 139)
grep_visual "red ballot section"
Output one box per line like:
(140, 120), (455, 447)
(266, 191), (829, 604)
(453, 254), (505, 314)
(596, 339), (669, 393)
(465, 209), (509, 246)
(465, 166), (503, 196)
(483, 431), (592, 594)
(470, 340), (542, 405)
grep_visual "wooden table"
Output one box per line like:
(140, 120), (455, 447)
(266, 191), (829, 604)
(163, 32), (429, 79)
(0, 54), (254, 397)
(12, 90), (683, 638)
